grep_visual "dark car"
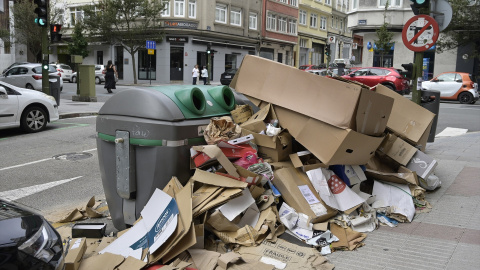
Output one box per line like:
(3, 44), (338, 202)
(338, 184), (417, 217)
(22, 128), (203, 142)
(0, 199), (64, 269)
(341, 67), (411, 95)
(220, 68), (237, 85)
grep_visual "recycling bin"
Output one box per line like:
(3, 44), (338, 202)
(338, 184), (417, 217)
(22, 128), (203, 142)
(96, 85), (247, 229)
(420, 89), (440, 143)
(48, 74), (61, 106)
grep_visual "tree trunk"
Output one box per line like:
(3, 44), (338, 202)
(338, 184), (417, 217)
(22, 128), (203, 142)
(132, 52), (137, 84)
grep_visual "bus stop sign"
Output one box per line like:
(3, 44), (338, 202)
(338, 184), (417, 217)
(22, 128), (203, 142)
(402, 15), (439, 52)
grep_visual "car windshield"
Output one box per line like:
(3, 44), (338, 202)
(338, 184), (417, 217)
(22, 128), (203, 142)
(60, 65), (72, 70)
(299, 66), (309, 70)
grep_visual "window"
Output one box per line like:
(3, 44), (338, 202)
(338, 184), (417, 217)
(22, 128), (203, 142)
(352, 0), (358, 10)
(174, 0), (185, 17)
(279, 0), (287, 3)
(230, 8), (242, 26)
(300, 38), (307, 48)
(70, 7), (84, 25)
(299, 10), (307, 25)
(340, 19), (343, 31)
(225, 54), (237, 70)
(325, 0), (331, 5)
(279, 17), (287, 32)
(290, 0), (298, 6)
(188, 0), (196, 18)
(215, 4), (227, 23)
(138, 50), (156, 80)
(162, 1), (170, 16)
(335, 16), (338, 29)
(310, 13), (318, 28)
(267, 13), (276, 31)
(331, 15), (334, 28)
(288, 19), (297, 34)
(380, 0), (401, 7)
(249, 13), (257, 30)
(437, 73), (457, 82)
(320, 16), (327, 30)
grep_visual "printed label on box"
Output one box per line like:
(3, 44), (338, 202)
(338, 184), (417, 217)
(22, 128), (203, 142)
(298, 185), (320, 205)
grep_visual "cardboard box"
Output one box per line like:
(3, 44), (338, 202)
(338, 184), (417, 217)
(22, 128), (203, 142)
(71, 223), (106, 238)
(406, 149), (438, 180)
(272, 167), (337, 223)
(375, 84), (435, 150)
(289, 151), (326, 172)
(273, 105), (385, 165)
(377, 133), (418, 166)
(366, 153), (419, 185)
(240, 103), (278, 133)
(231, 55), (393, 135)
(65, 238), (87, 270)
(241, 128), (292, 162)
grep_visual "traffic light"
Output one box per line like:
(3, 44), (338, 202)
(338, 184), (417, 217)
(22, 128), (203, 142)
(50, 24), (62, 42)
(42, 59), (49, 71)
(325, 46), (330, 56)
(207, 43), (211, 54)
(34, 0), (48, 27)
(401, 63), (415, 80)
(410, 0), (430, 15)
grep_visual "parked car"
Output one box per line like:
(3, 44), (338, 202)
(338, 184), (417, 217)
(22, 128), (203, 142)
(307, 68), (329, 76)
(299, 64), (315, 72)
(421, 72), (479, 104)
(0, 198), (64, 269)
(2, 62), (30, 75)
(0, 63), (63, 92)
(342, 67), (411, 95)
(0, 81), (59, 132)
(71, 64), (105, 84)
(220, 68), (237, 85)
(54, 63), (74, 82)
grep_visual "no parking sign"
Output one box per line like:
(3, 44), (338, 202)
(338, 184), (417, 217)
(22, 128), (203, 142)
(402, 15), (439, 52)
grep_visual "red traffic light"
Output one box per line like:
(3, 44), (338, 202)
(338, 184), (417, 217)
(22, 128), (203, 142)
(52, 24), (62, 33)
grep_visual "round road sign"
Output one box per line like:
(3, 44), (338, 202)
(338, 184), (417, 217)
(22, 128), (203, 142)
(402, 15), (439, 52)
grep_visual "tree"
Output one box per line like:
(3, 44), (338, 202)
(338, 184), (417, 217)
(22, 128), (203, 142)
(374, 1), (394, 67)
(68, 22), (89, 59)
(83, 0), (166, 84)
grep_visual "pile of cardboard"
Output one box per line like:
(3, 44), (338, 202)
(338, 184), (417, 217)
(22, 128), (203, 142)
(63, 55), (440, 270)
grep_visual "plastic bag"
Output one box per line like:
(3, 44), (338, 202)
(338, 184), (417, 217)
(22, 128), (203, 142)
(233, 151), (258, 169)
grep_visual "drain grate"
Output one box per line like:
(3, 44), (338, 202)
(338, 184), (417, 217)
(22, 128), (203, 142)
(53, 152), (93, 161)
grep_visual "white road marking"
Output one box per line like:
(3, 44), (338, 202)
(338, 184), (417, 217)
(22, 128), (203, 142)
(0, 149), (97, 171)
(0, 176), (83, 201)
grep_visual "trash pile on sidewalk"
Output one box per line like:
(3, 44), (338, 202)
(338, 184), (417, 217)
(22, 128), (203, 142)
(63, 55), (442, 270)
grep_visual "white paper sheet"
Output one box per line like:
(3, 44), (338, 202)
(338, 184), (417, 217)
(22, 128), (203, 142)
(372, 181), (415, 222)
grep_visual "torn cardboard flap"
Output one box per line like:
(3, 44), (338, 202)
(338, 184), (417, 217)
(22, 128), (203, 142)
(77, 252), (125, 270)
(240, 103), (278, 133)
(378, 133), (417, 166)
(192, 145), (240, 178)
(191, 169), (247, 189)
(231, 104), (254, 125)
(65, 238), (87, 270)
(290, 151), (327, 172)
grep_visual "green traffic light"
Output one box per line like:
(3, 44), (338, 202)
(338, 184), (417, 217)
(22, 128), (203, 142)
(43, 64), (49, 70)
(38, 18), (46, 26)
(416, 0), (426, 4)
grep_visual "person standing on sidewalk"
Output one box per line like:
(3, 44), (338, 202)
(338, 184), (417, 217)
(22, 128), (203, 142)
(104, 60), (118, 94)
(192, 65), (199, 85)
(201, 66), (208, 85)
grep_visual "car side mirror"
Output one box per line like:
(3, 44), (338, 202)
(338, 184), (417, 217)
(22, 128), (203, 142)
(349, 74), (355, 77)
(432, 79), (439, 82)
(0, 86), (7, 98)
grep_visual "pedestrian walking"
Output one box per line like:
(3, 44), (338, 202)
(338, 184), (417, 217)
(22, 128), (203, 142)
(192, 65), (199, 85)
(201, 66), (208, 85)
(104, 60), (118, 94)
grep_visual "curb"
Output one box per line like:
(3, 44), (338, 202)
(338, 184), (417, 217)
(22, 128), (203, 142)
(59, 112), (99, 119)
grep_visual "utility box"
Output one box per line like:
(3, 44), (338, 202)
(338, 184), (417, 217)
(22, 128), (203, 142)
(48, 74), (61, 106)
(73, 65), (97, 102)
(96, 85), (249, 230)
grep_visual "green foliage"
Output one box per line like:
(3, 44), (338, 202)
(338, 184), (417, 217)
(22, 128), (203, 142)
(435, 0), (480, 58)
(82, 0), (166, 84)
(374, 1), (394, 67)
(68, 23), (89, 58)
(12, 0), (42, 61)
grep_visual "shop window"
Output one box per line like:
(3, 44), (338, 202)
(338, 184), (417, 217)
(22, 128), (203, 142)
(138, 49), (156, 80)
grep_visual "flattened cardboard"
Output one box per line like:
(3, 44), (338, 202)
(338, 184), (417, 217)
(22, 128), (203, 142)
(355, 88), (393, 136)
(116, 256), (147, 270)
(375, 84), (435, 150)
(274, 105), (384, 165)
(366, 153), (419, 185)
(77, 252), (124, 270)
(65, 238), (87, 270)
(272, 167), (337, 223)
(191, 169), (247, 189)
(378, 133), (417, 166)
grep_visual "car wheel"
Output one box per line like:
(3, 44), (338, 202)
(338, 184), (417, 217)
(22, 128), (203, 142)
(458, 92), (473, 104)
(26, 84), (34, 90)
(383, 84), (395, 91)
(21, 106), (48, 133)
(72, 76), (77, 83)
(95, 77), (101, 84)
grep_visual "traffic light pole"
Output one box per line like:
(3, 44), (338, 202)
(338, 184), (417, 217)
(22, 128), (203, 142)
(42, 27), (50, 95)
(411, 51), (424, 104)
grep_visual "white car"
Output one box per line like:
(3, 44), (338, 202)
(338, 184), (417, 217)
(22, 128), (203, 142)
(0, 81), (59, 132)
(0, 63), (63, 91)
(54, 63), (74, 82)
(71, 64), (105, 84)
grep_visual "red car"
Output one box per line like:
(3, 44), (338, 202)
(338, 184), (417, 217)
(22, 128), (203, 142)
(299, 64), (315, 71)
(342, 67), (411, 95)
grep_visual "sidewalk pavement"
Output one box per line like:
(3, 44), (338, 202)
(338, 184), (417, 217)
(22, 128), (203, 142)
(58, 95), (480, 270)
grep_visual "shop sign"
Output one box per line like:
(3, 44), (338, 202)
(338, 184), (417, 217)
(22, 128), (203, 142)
(166, 36), (189, 42)
(164, 21), (198, 29)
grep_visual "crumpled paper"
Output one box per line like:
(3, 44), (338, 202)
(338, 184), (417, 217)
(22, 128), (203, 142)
(204, 116), (242, 145)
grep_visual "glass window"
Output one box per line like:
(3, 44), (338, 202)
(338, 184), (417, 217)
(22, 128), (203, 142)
(188, 0), (196, 18)
(249, 12), (257, 30)
(379, 0), (401, 7)
(279, 17), (287, 32)
(299, 10), (307, 25)
(340, 19), (343, 31)
(354, 69), (369, 76)
(215, 4), (227, 23)
(279, 0), (287, 3)
(300, 38), (307, 48)
(162, 1), (170, 16)
(288, 19), (297, 34)
(320, 16), (327, 30)
(267, 13), (276, 31)
(174, 0), (185, 17)
(230, 8), (242, 26)
(370, 69), (385, 75)
(225, 54), (237, 71)
(138, 49), (156, 80)
(437, 73), (456, 82)
(325, 0), (331, 5)
(310, 13), (318, 28)
(70, 7), (84, 25)
(290, 0), (298, 6)
(352, 0), (358, 9)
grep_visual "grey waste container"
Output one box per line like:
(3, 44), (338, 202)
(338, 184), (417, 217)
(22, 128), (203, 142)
(49, 74), (61, 106)
(420, 89), (440, 143)
(336, 63), (346, 76)
(96, 85), (249, 230)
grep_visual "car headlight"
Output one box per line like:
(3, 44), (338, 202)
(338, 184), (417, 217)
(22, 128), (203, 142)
(46, 95), (56, 103)
(18, 219), (62, 264)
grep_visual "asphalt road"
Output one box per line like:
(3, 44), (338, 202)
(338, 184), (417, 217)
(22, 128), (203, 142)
(1, 83), (479, 223)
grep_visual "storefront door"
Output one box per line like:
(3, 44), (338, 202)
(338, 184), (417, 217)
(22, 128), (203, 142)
(170, 47), (184, 81)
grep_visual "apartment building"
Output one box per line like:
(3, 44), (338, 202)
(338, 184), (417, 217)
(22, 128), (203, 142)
(330, 0), (353, 62)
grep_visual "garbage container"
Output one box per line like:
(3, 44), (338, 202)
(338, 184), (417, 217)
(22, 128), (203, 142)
(49, 74), (61, 106)
(96, 85), (249, 230)
(336, 63), (346, 76)
(420, 89), (440, 143)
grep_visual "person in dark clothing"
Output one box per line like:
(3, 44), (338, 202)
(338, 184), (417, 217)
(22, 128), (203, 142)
(104, 60), (118, 93)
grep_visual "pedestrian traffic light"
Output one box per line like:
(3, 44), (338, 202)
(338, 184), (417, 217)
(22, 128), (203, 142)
(325, 47), (330, 56)
(50, 24), (62, 42)
(34, 0), (48, 27)
(401, 63), (415, 80)
(409, 0), (430, 15)
(207, 43), (211, 54)
(42, 60), (49, 70)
